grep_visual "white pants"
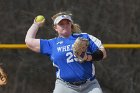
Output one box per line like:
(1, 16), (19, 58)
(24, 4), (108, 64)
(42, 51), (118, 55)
(53, 78), (103, 93)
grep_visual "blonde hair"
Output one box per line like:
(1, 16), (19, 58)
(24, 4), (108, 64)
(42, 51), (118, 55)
(52, 11), (81, 33)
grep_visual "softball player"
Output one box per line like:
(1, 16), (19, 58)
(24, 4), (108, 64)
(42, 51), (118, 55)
(25, 11), (107, 93)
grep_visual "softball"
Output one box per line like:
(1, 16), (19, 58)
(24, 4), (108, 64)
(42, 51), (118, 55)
(35, 15), (45, 22)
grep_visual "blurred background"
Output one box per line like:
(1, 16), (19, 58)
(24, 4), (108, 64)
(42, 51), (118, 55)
(0, 0), (140, 93)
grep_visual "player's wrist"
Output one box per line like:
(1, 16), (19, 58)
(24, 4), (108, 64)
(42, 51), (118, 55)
(33, 22), (40, 27)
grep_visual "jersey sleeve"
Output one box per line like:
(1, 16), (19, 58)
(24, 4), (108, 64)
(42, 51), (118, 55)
(40, 39), (52, 55)
(88, 34), (104, 53)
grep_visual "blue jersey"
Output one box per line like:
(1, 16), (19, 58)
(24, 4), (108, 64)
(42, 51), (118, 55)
(40, 33), (104, 82)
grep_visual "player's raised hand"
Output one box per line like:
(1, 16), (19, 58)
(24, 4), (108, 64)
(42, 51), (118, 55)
(34, 15), (45, 27)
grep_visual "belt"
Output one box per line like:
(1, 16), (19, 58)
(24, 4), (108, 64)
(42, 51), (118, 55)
(69, 80), (87, 86)
(58, 76), (95, 86)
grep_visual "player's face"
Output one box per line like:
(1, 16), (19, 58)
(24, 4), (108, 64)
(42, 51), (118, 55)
(54, 19), (72, 37)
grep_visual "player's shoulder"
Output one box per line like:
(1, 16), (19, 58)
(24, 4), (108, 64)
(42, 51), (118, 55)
(72, 32), (89, 37)
(73, 32), (88, 35)
(40, 37), (58, 44)
(73, 33), (100, 41)
(73, 32), (96, 39)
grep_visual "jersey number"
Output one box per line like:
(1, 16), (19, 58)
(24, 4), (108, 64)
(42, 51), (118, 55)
(66, 52), (78, 63)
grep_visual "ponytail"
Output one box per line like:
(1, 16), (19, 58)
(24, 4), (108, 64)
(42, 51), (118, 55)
(71, 23), (82, 33)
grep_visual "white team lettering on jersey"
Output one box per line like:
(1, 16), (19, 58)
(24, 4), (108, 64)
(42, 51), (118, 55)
(57, 45), (72, 52)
